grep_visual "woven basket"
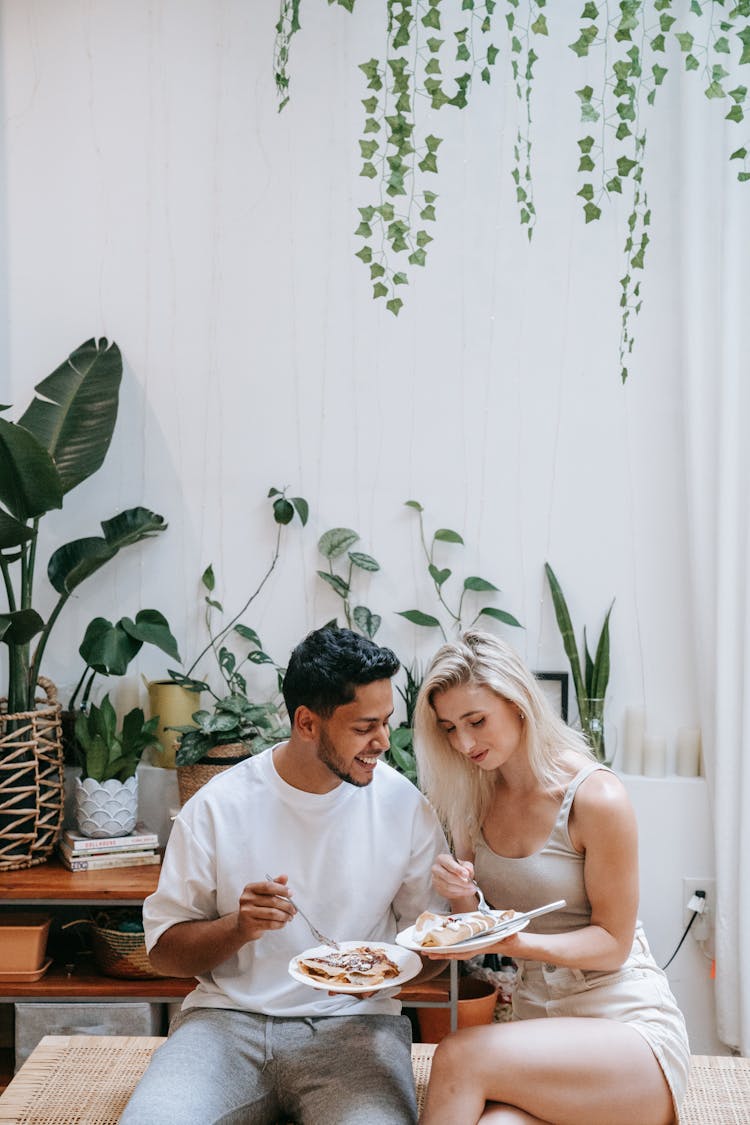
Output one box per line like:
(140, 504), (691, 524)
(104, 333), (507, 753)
(90, 924), (163, 980)
(177, 741), (253, 805)
(0, 677), (65, 872)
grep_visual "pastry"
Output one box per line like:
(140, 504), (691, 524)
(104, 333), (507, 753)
(296, 944), (401, 986)
(413, 908), (516, 947)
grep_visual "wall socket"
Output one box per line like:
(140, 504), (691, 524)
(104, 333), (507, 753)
(682, 877), (715, 942)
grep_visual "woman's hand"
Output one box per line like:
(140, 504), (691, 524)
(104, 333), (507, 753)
(432, 853), (481, 911)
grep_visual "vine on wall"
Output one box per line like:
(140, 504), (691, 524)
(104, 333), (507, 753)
(274, 0), (749, 381)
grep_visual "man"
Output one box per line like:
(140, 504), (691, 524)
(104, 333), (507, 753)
(120, 626), (448, 1124)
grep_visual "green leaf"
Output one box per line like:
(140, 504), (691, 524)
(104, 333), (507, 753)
(0, 508), (35, 550)
(386, 298), (404, 316)
(476, 607), (522, 628)
(0, 417), (63, 521)
(121, 609), (181, 662)
(79, 616), (141, 675)
(291, 496), (309, 525)
(434, 528), (464, 544)
(349, 551), (380, 572)
(317, 571), (350, 599)
(318, 527), (359, 559)
(544, 563), (586, 706)
(201, 564), (215, 592)
(273, 497), (294, 524)
(0, 609), (45, 646)
(404, 499), (424, 511)
(352, 605), (381, 638)
(726, 104), (745, 122)
(234, 624), (262, 646)
(584, 201), (602, 222)
(47, 508), (167, 595)
(428, 564), (451, 586)
(397, 609), (442, 628)
(17, 338), (122, 495)
(740, 27), (750, 66)
(464, 576), (500, 592)
(675, 31), (694, 52)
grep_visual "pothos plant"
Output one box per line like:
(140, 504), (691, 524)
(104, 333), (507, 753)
(316, 526), (382, 639)
(274, 1), (749, 380)
(167, 488), (308, 765)
(398, 499), (522, 641)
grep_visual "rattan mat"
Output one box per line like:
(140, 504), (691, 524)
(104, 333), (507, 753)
(0, 1036), (748, 1123)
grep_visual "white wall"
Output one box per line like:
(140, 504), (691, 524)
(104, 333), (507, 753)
(1, 2), (726, 1051)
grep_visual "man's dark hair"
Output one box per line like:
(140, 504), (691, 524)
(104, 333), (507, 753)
(282, 626), (400, 723)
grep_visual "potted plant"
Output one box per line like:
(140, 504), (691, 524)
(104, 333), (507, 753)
(61, 610), (181, 765)
(544, 563), (615, 764)
(0, 337), (168, 869)
(73, 694), (161, 838)
(172, 692), (288, 805)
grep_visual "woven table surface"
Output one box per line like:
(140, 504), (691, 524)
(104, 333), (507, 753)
(0, 1036), (747, 1123)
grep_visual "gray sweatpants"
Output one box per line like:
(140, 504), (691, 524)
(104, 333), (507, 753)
(119, 1007), (417, 1125)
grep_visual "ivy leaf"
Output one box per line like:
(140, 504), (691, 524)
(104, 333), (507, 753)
(675, 31), (694, 52)
(373, 282), (388, 299)
(584, 201), (602, 222)
(740, 27), (750, 66)
(531, 14), (548, 35)
(726, 105), (744, 122)
(387, 297), (404, 315)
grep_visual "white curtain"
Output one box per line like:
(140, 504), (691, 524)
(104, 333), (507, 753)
(680, 70), (750, 1054)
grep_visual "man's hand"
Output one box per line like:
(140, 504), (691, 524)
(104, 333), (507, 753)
(237, 874), (297, 943)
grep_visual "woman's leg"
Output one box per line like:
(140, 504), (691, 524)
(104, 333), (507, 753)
(480, 1106), (550, 1123)
(419, 1017), (674, 1125)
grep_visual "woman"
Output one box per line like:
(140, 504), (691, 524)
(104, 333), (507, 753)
(413, 630), (689, 1125)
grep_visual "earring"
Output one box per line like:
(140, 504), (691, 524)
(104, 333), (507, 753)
(518, 708), (525, 721)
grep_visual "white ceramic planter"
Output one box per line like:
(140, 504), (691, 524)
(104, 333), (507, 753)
(74, 775), (138, 838)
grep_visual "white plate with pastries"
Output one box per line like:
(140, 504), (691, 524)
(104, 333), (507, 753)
(396, 900), (566, 955)
(288, 940), (422, 994)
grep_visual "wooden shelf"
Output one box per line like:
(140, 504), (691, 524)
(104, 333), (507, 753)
(0, 962), (194, 1003)
(0, 856), (160, 904)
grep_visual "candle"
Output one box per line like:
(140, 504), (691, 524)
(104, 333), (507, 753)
(622, 706), (646, 774)
(675, 728), (701, 777)
(642, 734), (667, 777)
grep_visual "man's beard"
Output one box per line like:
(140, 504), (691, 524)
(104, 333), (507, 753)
(317, 727), (370, 788)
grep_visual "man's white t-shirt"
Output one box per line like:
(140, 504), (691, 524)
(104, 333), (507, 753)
(143, 747), (448, 1016)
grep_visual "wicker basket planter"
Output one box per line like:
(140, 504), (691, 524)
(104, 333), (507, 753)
(177, 742), (253, 805)
(0, 678), (64, 872)
(64, 910), (165, 979)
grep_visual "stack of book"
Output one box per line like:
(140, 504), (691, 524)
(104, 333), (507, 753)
(58, 822), (161, 872)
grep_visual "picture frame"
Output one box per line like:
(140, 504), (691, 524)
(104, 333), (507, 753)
(534, 671), (569, 722)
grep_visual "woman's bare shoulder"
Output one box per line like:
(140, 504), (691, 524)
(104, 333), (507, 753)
(570, 768), (637, 842)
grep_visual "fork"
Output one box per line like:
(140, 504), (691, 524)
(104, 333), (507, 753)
(265, 874), (340, 950)
(471, 881), (494, 916)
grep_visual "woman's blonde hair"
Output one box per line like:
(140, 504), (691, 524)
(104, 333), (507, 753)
(414, 629), (593, 846)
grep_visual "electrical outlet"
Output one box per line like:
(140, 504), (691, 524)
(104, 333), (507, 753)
(682, 877), (715, 942)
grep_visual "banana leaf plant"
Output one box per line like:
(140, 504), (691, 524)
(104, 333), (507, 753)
(0, 338), (168, 718)
(544, 562), (614, 764)
(68, 609), (181, 712)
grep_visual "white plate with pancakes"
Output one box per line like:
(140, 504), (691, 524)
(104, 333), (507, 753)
(396, 912), (529, 954)
(396, 900), (566, 955)
(288, 940), (422, 994)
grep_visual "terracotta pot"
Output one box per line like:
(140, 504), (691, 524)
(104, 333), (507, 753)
(416, 976), (499, 1044)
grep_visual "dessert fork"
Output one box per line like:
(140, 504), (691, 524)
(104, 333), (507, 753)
(265, 874), (340, 950)
(472, 882), (493, 915)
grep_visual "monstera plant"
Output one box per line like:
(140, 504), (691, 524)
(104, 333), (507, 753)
(0, 338), (168, 718)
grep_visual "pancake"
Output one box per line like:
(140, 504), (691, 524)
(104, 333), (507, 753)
(413, 908), (517, 947)
(296, 944), (401, 986)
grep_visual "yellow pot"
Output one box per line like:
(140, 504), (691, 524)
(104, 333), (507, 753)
(146, 681), (200, 769)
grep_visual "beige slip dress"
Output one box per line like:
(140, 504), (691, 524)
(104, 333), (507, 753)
(474, 761), (690, 1121)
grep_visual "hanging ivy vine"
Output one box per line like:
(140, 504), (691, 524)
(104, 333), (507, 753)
(273, 0), (749, 380)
